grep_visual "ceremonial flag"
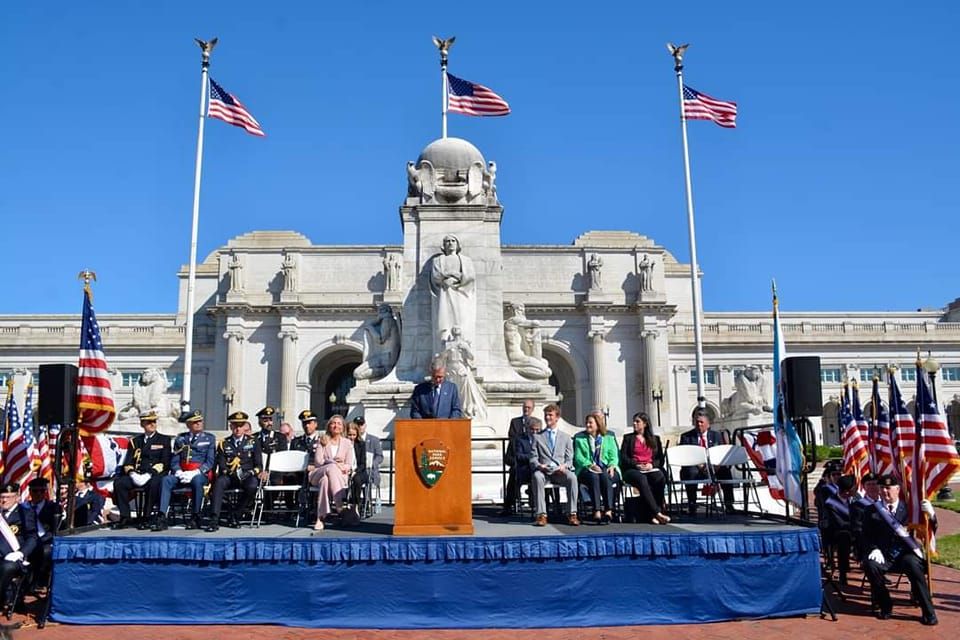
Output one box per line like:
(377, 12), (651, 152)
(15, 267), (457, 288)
(739, 428), (784, 500)
(0, 385), (13, 481)
(916, 364), (960, 498)
(870, 377), (894, 476)
(36, 424), (52, 485)
(888, 373), (915, 485)
(3, 385), (27, 486)
(772, 285), (804, 508)
(208, 77), (266, 137)
(683, 85), (737, 128)
(77, 286), (116, 434)
(21, 383), (38, 500)
(446, 73), (511, 116)
(843, 383), (870, 481)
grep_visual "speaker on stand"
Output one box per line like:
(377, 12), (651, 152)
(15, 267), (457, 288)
(38, 363), (80, 532)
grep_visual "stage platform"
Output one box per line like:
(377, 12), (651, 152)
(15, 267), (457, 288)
(51, 507), (821, 628)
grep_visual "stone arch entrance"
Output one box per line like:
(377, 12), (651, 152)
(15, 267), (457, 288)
(822, 401), (840, 447)
(542, 346), (578, 426)
(309, 348), (362, 420)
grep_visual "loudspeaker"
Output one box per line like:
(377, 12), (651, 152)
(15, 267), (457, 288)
(38, 363), (78, 426)
(781, 356), (823, 419)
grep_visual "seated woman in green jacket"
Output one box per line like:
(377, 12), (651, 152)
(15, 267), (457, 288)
(573, 412), (620, 524)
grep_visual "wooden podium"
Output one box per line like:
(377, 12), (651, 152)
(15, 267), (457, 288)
(393, 418), (474, 536)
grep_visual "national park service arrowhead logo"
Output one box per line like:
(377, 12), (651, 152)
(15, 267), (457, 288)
(415, 438), (449, 488)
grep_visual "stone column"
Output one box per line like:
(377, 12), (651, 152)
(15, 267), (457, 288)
(589, 329), (608, 413)
(278, 328), (299, 421)
(641, 329), (658, 419)
(223, 329), (245, 412)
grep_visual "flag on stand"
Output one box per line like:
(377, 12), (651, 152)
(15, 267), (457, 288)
(870, 377), (894, 476)
(20, 383), (39, 500)
(683, 85), (737, 128)
(843, 382), (870, 482)
(916, 363), (960, 498)
(0, 383), (14, 481)
(888, 373), (916, 485)
(739, 428), (784, 500)
(208, 78), (266, 137)
(3, 384), (27, 486)
(446, 73), (511, 116)
(772, 285), (804, 508)
(36, 424), (52, 485)
(77, 286), (116, 434)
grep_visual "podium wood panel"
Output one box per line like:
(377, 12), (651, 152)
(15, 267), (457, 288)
(393, 418), (474, 536)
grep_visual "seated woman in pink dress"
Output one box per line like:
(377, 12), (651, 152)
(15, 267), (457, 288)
(309, 414), (355, 530)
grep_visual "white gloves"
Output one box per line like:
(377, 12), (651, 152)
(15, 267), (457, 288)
(175, 469), (200, 483)
(921, 500), (936, 518)
(130, 472), (151, 487)
(868, 549), (885, 565)
(3, 551), (23, 563)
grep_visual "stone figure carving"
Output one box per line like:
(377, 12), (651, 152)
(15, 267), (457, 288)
(418, 160), (436, 203)
(503, 303), (552, 380)
(430, 234), (477, 353)
(383, 253), (402, 292)
(483, 161), (497, 201)
(440, 326), (487, 422)
(466, 161), (485, 203)
(281, 252), (297, 292)
(638, 254), (654, 292)
(227, 252), (243, 292)
(587, 253), (603, 291)
(722, 365), (773, 419)
(117, 368), (180, 421)
(406, 161), (422, 198)
(354, 304), (402, 381)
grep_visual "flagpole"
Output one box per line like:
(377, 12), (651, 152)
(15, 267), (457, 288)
(668, 43), (706, 409)
(182, 37), (217, 417)
(433, 36), (455, 139)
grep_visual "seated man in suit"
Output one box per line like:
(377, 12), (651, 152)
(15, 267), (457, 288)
(679, 409), (734, 514)
(500, 399), (535, 516)
(860, 474), (938, 625)
(73, 480), (106, 527)
(821, 474), (857, 585)
(529, 404), (579, 527)
(26, 478), (59, 591)
(0, 482), (37, 606)
(409, 364), (462, 419)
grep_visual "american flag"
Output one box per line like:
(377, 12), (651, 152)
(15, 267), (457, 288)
(208, 77), (265, 137)
(869, 378), (894, 476)
(916, 364), (960, 499)
(446, 73), (511, 117)
(739, 428), (783, 501)
(77, 287), (116, 434)
(36, 424), (52, 485)
(888, 372), (916, 485)
(3, 384), (28, 486)
(683, 85), (737, 128)
(20, 383), (39, 499)
(840, 383), (869, 482)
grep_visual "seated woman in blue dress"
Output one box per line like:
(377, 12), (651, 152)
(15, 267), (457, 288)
(619, 412), (669, 525)
(573, 412), (620, 524)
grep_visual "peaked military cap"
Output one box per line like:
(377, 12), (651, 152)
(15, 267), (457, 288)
(298, 409), (317, 423)
(256, 406), (276, 418)
(28, 477), (49, 490)
(877, 474), (899, 487)
(824, 460), (842, 474)
(352, 415), (366, 426)
(836, 475), (856, 493)
(228, 411), (250, 423)
(0, 482), (19, 494)
(139, 410), (159, 422)
(861, 471), (878, 485)
(183, 409), (204, 424)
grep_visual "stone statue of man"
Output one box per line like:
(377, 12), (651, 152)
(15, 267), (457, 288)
(228, 252), (243, 292)
(281, 252), (297, 292)
(430, 235), (477, 354)
(503, 302), (551, 380)
(638, 254), (654, 292)
(587, 253), (603, 291)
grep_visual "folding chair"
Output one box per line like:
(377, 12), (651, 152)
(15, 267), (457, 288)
(253, 450), (308, 527)
(707, 444), (763, 514)
(665, 444), (720, 517)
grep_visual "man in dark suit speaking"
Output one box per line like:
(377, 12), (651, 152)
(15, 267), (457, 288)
(410, 364), (463, 419)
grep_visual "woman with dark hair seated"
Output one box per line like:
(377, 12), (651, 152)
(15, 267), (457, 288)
(620, 412), (669, 525)
(573, 412), (620, 523)
(346, 422), (367, 508)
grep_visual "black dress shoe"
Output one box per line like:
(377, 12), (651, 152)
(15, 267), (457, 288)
(725, 504), (736, 515)
(497, 508), (515, 518)
(921, 614), (938, 626)
(877, 609), (892, 620)
(150, 514), (168, 532)
(185, 515), (201, 530)
(687, 504), (697, 516)
(111, 517), (131, 530)
(205, 522), (220, 532)
(136, 518), (149, 531)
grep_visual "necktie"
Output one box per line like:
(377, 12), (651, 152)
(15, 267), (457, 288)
(699, 433), (707, 448)
(548, 429), (556, 453)
(432, 386), (441, 416)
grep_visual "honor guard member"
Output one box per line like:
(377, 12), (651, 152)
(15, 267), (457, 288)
(113, 410), (172, 530)
(156, 409), (216, 531)
(821, 474), (857, 585)
(206, 411), (263, 532)
(255, 406), (282, 480)
(293, 410), (322, 472)
(0, 482), (38, 605)
(26, 478), (59, 591)
(860, 474), (938, 625)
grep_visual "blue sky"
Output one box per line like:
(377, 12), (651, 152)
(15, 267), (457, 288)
(1, 2), (957, 315)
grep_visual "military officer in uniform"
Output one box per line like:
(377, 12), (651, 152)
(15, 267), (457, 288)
(293, 410), (323, 518)
(254, 406), (282, 479)
(0, 482), (37, 606)
(113, 410), (172, 530)
(206, 411), (263, 532)
(26, 478), (59, 592)
(155, 409), (216, 531)
(860, 474), (938, 625)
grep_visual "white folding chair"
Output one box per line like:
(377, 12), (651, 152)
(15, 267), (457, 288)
(253, 450), (308, 527)
(665, 444), (719, 517)
(707, 444), (763, 514)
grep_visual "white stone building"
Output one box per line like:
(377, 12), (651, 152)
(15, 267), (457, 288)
(2, 137), (959, 448)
